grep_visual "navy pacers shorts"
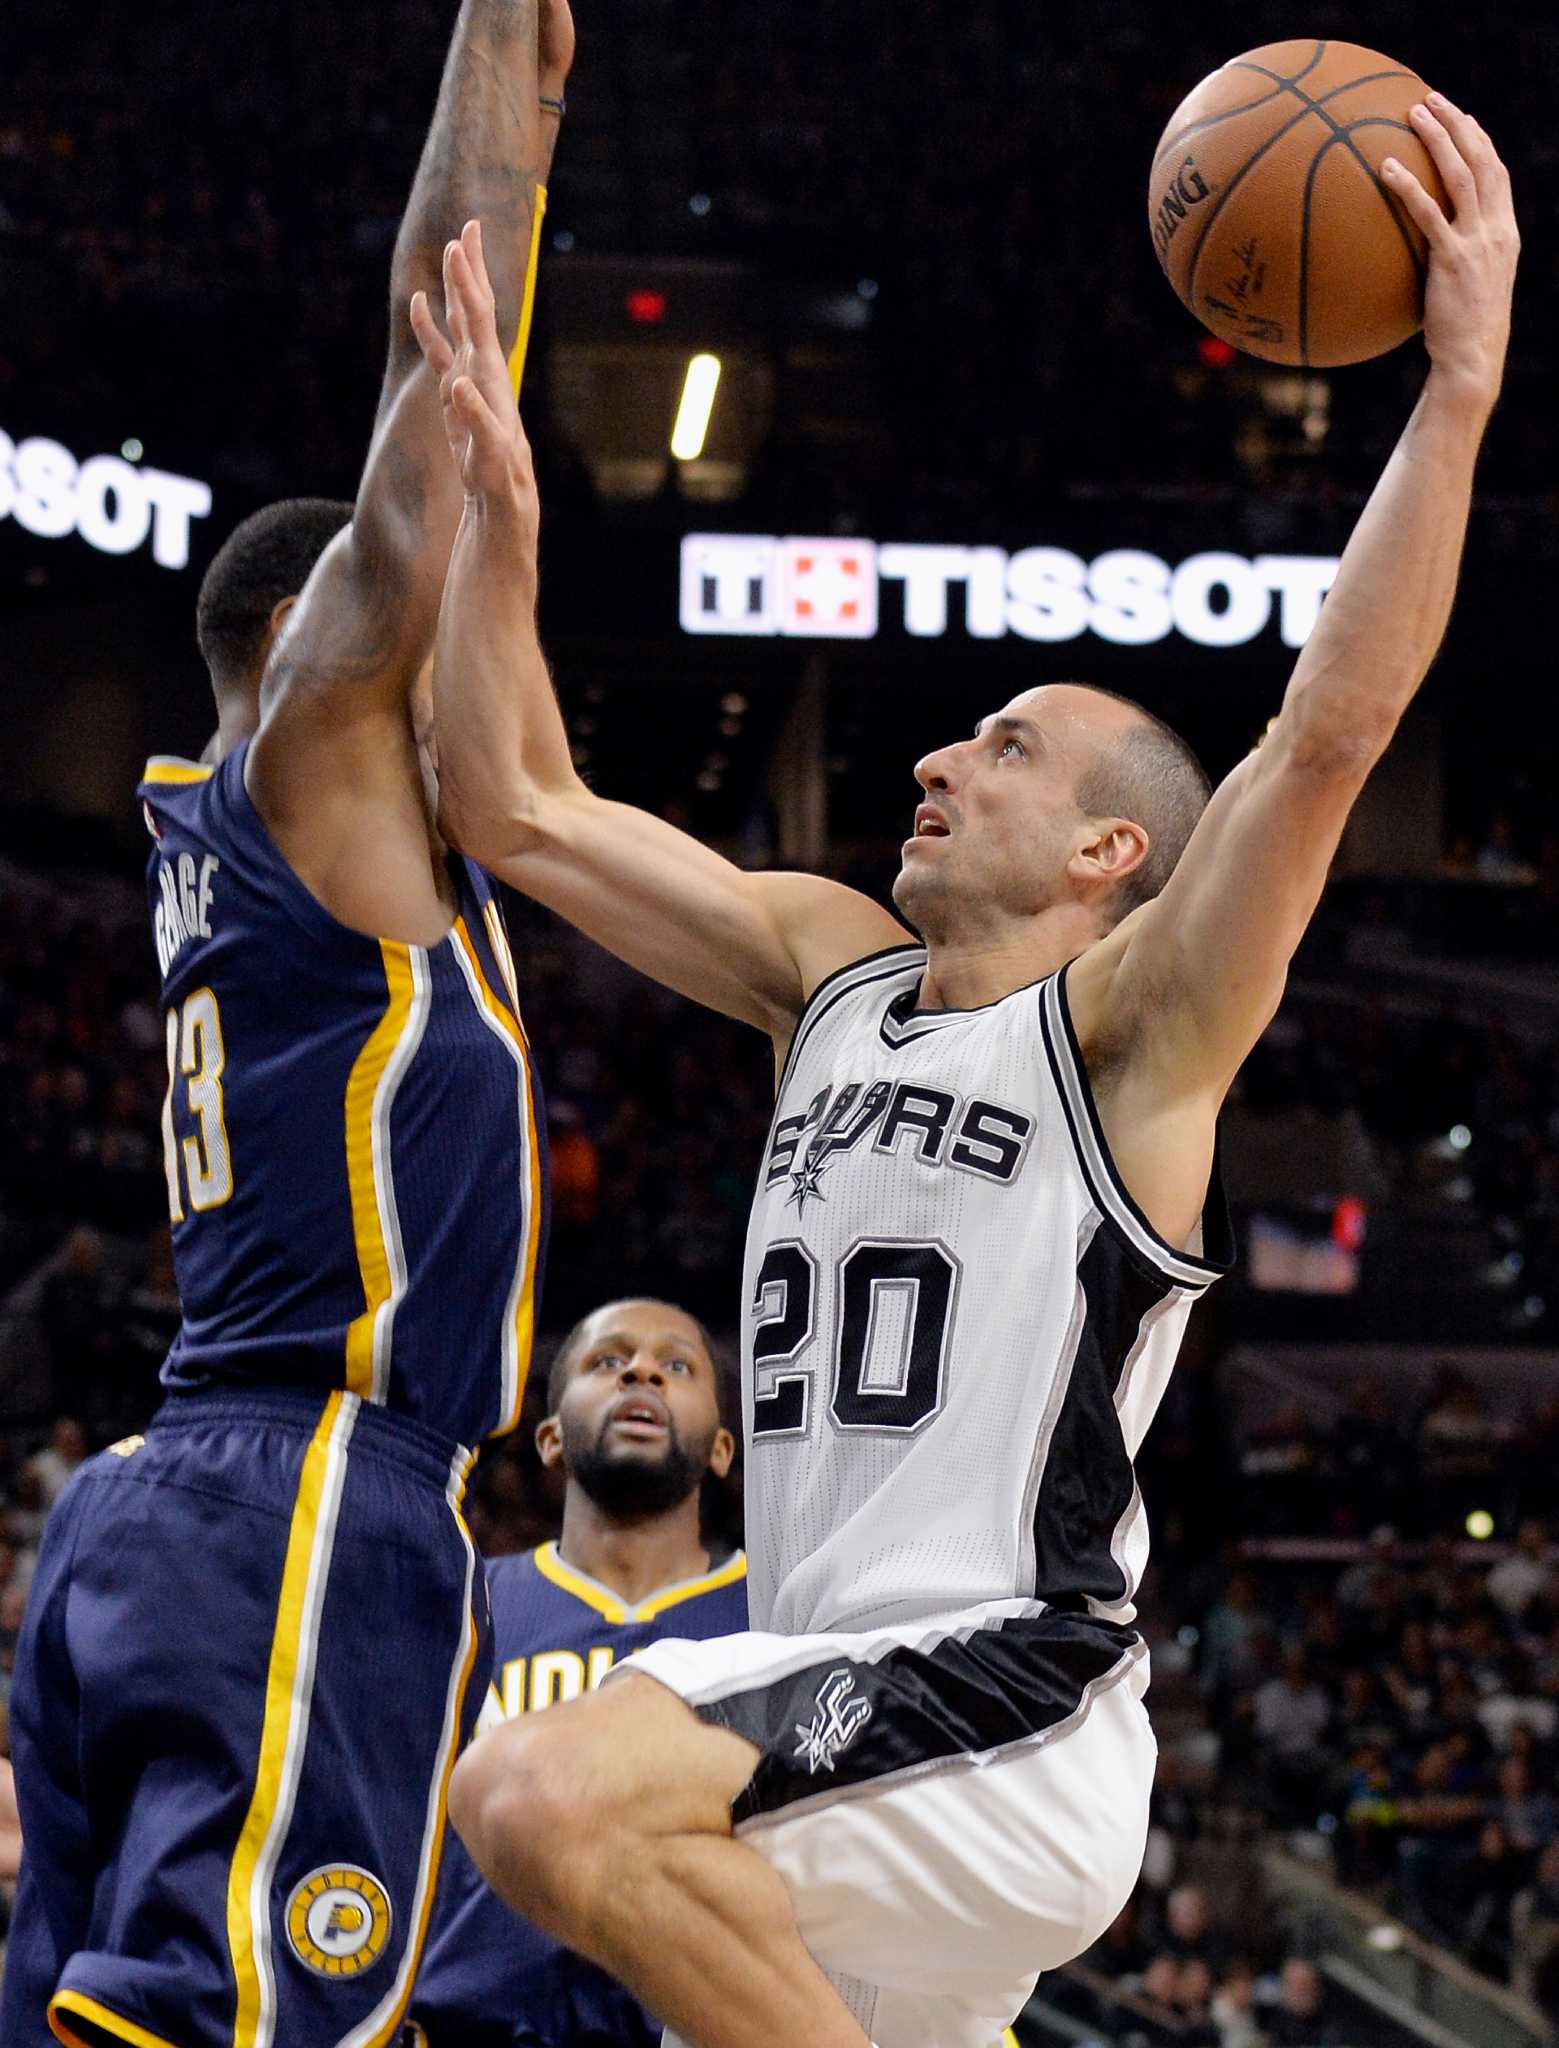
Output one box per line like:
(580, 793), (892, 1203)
(1, 1384), (492, 2048)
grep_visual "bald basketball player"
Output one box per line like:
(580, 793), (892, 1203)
(414, 97), (1517, 2048)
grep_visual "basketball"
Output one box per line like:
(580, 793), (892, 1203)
(1148, 39), (1450, 367)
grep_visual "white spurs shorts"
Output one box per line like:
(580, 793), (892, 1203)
(608, 1600), (1156, 2048)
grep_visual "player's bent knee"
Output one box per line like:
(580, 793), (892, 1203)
(450, 1718), (611, 1925)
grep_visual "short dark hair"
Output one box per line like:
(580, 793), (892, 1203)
(1071, 687), (1212, 922)
(195, 498), (353, 685)
(545, 1302), (723, 1419)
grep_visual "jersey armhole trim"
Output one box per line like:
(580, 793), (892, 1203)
(774, 943), (926, 1104)
(141, 755), (215, 787)
(1041, 967), (1232, 1290)
(49, 1987), (184, 2048)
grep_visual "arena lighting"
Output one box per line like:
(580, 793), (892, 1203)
(626, 288), (667, 325)
(671, 354), (722, 462)
(680, 534), (1342, 651)
(0, 426), (211, 569)
(1466, 1510), (1496, 1541)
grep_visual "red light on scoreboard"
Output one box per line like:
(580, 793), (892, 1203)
(626, 289), (668, 325)
(1198, 335), (1237, 369)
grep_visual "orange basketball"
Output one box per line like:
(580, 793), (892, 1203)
(1148, 39), (1449, 367)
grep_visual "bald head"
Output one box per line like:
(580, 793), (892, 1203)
(1056, 685), (1212, 921)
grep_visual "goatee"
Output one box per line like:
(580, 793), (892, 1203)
(565, 1416), (711, 1519)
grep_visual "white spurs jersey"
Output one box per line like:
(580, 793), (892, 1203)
(742, 944), (1230, 1638)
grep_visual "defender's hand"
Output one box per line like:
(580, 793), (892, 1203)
(540, 0), (576, 101)
(409, 221), (540, 538)
(1383, 96), (1519, 411)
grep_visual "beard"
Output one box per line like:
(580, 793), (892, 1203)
(563, 1411), (715, 1519)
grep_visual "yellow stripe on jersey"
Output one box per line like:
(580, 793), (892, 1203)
(343, 944), (417, 1401)
(636, 1549), (748, 1620)
(142, 755), (216, 785)
(998, 2031), (1022, 2047)
(507, 184), (548, 398)
(452, 919), (542, 1435)
(348, 1447), (481, 2048)
(533, 1541), (747, 1623)
(226, 1392), (351, 2048)
(49, 1988), (184, 2048)
(533, 1539), (628, 1622)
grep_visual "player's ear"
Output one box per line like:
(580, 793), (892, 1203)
(534, 1413), (564, 1468)
(268, 593), (299, 638)
(1072, 817), (1149, 885)
(707, 1426), (736, 1480)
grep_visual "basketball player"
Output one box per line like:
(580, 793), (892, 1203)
(0, 7), (574, 2047)
(415, 97), (1516, 2048)
(407, 1297), (746, 2048)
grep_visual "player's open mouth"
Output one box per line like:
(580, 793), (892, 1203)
(911, 805), (950, 840)
(609, 1398), (669, 1436)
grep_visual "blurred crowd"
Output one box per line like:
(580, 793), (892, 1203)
(4, 0), (1557, 542)
(1091, 1509), (1559, 2040)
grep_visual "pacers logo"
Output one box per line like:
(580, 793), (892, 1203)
(286, 1865), (392, 1977)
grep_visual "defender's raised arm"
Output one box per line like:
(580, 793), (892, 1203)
(244, 0), (573, 937)
(414, 226), (907, 1042)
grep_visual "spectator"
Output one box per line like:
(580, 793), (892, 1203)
(37, 1230), (112, 1418)
(1440, 1819), (1525, 1979)
(1253, 1648), (1332, 1824)
(1158, 1884), (1221, 1971)
(1211, 1961), (1265, 2048)
(1201, 1570), (1269, 1703)
(1496, 1755), (1559, 1860)
(1489, 1519), (1552, 1623)
(24, 1417), (86, 1508)
(1258, 1958), (1344, 2046)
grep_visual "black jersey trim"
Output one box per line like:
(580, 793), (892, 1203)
(1040, 968), (1233, 1290)
(772, 944), (926, 1106)
(1025, 1225), (1172, 1617)
(875, 968), (1054, 1050)
(694, 1610), (1143, 1828)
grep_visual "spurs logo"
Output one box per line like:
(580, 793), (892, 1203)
(768, 1078), (1033, 1202)
(793, 1668), (873, 1774)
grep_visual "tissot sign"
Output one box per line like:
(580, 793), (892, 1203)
(1, 427), (212, 570)
(680, 534), (1341, 651)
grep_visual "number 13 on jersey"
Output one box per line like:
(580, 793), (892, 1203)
(161, 987), (234, 1220)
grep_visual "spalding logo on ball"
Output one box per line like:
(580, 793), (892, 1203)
(1149, 39), (1450, 367)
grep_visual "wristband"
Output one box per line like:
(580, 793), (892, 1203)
(540, 94), (566, 118)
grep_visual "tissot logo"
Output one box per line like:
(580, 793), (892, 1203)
(783, 539), (879, 638)
(680, 534), (1340, 650)
(0, 427), (212, 570)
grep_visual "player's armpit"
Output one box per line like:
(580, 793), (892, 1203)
(1096, 722), (1369, 1097)
(489, 787), (911, 1040)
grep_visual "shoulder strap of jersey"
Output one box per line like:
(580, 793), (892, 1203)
(776, 943), (926, 1101)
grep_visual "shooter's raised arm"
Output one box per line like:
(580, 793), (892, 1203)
(415, 228), (908, 1039)
(1092, 96), (1519, 1104)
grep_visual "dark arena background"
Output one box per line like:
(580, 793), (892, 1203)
(3, 3), (1559, 2043)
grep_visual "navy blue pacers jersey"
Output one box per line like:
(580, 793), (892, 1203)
(140, 744), (547, 1445)
(409, 1542), (748, 2048)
